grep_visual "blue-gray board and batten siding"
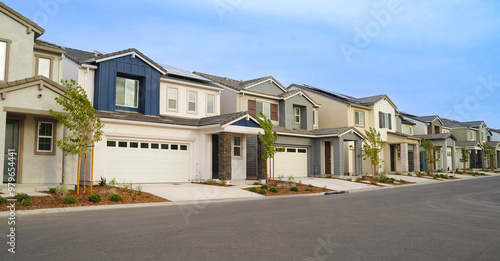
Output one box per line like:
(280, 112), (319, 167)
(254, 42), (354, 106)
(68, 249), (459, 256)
(231, 118), (261, 128)
(94, 55), (161, 116)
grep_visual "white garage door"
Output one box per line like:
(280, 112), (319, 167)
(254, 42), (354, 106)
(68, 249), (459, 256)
(105, 140), (189, 183)
(274, 147), (308, 178)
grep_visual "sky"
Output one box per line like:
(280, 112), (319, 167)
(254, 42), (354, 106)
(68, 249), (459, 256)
(5, 0), (500, 128)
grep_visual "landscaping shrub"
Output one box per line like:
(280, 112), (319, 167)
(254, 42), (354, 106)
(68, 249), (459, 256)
(88, 193), (102, 202)
(110, 193), (123, 202)
(322, 186), (327, 191)
(220, 180), (228, 186)
(355, 178), (362, 182)
(395, 172), (400, 175)
(407, 173), (413, 176)
(289, 186), (299, 192)
(306, 187), (313, 192)
(136, 184), (143, 195)
(416, 173), (423, 177)
(14, 193), (30, 201)
(325, 174), (332, 178)
(55, 185), (68, 197)
(261, 184), (269, 189)
(387, 178), (395, 184)
(109, 177), (118, 186)
(98, 176), (107, 186)
(63, 195), (77, 204)
(379, 174), (389, 183)
(269, 187), (278, 193)
(298, 180), (302, 185)
(433, 175), (438, 179)
(207, 179), (216, 185)
(346, 178), (352, 181)
(399, 179), (406, 184)
(0, 196), (7, 205)
(48, 187), (56, 193)
(249, 187), (258, 192)
(253, 182), (260, 185)
(370, 181), (377, 185)
(258, 189), (267, 195)
(21, 198), (32, 206)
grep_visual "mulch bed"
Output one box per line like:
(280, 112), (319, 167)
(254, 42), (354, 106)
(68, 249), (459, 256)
(402, 174), (460, 181)
(321, 176), (414, 186)
(0, 185), (168, 212)
(191, 182), (234, 187)
(244, 181), (333, 196)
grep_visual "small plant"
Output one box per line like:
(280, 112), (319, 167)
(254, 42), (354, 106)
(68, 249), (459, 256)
(122, 182), (133, 190)
(278, 175), (285, 181)
(346, 178), (352, 181)
(269, 187), (278, 193)
(21, 198), (32, 206)
(55, 185), (68, 197)
(325, 174), (332, 178)
(261, 184), (269, 189)
(88, 193), (102, 202)
(14, 193), (30, 201)
(48, 187), (56, 193)
(306, 187), (313, 192)
(63, 195), (77, 204)
(253, 181), (260, 185)
(98, 176), (107, 186)
(220, 180), (228, 186)
(258, 189), (267, 195)
(298, 180), (302, 185)
(289, 186), (299, 192)
(207, 179), (216, 185)
(370, 181), (377, 185)
(399, 179), (406, 184)
(145, 195), (150, 198)
(355, 178), (362, 182)
(136, 184), (143, 195)
(379, 174), (389, 183)
(109, 177), (118, 186)
(108, 187), (117, 195)
(110, 193), (123, 202)
(433, 175), (438, 179)
(308, 184), (313, 188)
(0, 196), (7, 205)
(395, 172), (400, 175)
(322, 185), (327, 191)
(249, 187), (258, 192)
(416, 173), (423, 177)
(407, 173), (412, 176)
(387, 179), (394, 184)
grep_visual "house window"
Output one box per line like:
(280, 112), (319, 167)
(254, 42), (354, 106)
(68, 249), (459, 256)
(233, 136), (241, 157)
(402, 125), (406, 134)
(379, 112), (392, 129)
(294, 107), (301, 124)
(37, 57), (51, 78)
(116, 77), (139, 108)
(397, 145), (401, 160)
(410, 126), (413, 135)
(207, 94), (215, 115)
(256, 101), (271, 118)
(482, 131), (485, 142)
(36, 121), (55, 155)
(187, 91), (197, 113)
(0, 40), (9, 82)
(355, 111), (365, 126)
(313, 110), (318, 127)
(434, 126), (440, 134)
(470, 131), (474, 140)
(168, 88), (178, 110)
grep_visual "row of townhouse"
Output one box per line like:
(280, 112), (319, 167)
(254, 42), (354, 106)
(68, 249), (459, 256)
(0, 2), (498, 186)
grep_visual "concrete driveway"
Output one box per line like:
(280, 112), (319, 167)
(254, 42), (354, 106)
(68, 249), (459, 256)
(298, 177), (381, 192)
(141, 183), (264, 202)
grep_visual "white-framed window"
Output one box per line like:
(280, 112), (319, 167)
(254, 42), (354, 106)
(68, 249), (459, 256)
(313, 109), (318, 128)
(187, 91), (197, 113)
(206, 94), (215, 115)
(116, 77), (139, 108)
(355, 111), (365, 126)
(37, 121), (54, 154)
(233, 136), (241, 157)
(470, 131), (474, 140)
(402, 125), (406, 134)
(256, 101), (271, 118)
(0, 40), (8, 82)
(294, 107), (301, 124)
(168, 88), (178, 110)
(379, 112), (392, 129)
(37, 57), (51, 78)
(482, 131), (485, 142)
(410, 126), (413, 135)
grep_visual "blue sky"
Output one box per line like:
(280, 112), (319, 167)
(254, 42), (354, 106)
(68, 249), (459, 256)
(6, 0), (500, 127)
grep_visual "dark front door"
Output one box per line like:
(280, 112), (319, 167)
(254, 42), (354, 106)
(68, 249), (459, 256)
(390, 145), (396, 172)
(246, 136), (258, 180)
(420, 152), (427, 171)
(477, 150), (483, 169)
(408, 151), (414, 172)
(324, 141), (331, 174)
(470, 150), (477, 169)
(497, 151), (500, 168)
(3, 119), (19, 183)
(212, 134), (219, 179)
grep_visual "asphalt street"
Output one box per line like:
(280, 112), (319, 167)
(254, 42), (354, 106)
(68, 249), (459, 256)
(1, 177), (500, 260)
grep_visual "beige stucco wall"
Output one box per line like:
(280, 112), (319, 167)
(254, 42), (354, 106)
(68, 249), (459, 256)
(33, 49), (63, 82)
(348, 106), (371, 135)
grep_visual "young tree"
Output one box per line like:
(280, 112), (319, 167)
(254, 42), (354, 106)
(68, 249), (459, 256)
(49, 79), (104, 194)
(483, 142), (496, 172)
(358, 127), (384, 178)
(461, 146), (469, 172)
(255, 112), (279, 185)
(421, 138), (439, 176)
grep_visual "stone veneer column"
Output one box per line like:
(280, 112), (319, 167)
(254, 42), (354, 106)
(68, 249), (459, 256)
(218, 132), (232, 180)
(257, 138), (267, 181)
(401, 142), (409, 173)
(414, 143), (420, 172)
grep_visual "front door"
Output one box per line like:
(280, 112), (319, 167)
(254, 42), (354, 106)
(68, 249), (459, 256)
(212, 134), (219, 179)
(408, 151), (414, 172)
(3, 120), (19, 183)
(324, 141), (331, 174)
(390, 145), (396, 172)
(470, 150), (477, 169)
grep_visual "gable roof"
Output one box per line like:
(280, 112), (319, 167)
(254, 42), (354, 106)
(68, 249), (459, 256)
(412, 133), (457, 141)
(279, 89), (320, 107)
(0, 2), (45, 38)
(411, 115), (442, 124)
(193, 72), (287, 92)
(272, 125), (365, 139)
(399, 115), (416, 126)
(462, 121), (486, 128)
(161, 64), (212, 83)
(0, 75), (66, 98)
(486, 141), (500, 148)
(34, 40), (66, 53)
(455, 141), (483, 149)
(90, 48), (167, 75)
(441, 118), (471, 129)
(64, 47), (96, 65)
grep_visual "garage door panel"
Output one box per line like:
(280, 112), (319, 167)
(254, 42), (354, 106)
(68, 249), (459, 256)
(105, 140), (189, 183)
(274, 147), (308, 178)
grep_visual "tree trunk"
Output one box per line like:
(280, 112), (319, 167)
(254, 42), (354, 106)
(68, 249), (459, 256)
(272, 156), (275, 186)
(265, 158), (268, 185)
(83, 153), (87, 191)
(491, 156), (494, 172)
(77, 153), (81, 194)
(91, 143), (94, 193)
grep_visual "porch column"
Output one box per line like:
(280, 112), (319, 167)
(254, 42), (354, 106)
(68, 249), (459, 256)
(257, 138), (267, 180)
(451, 143), (456, 171)
(441, 142), (447, 172)
(218, 132), (232, 180)
(414, 143), (420, 172)
(356, 140), (363, 176)
(401, 142), (409, 173)
(333, 137), (344, 176)
(0, 110), (6, 183)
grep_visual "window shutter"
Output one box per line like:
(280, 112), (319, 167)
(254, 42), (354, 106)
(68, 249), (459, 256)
(379, 112), (383, 128)
(270, 104), (278, 121)
(388, 113), (392, 130)
(248, 100), (256, 115)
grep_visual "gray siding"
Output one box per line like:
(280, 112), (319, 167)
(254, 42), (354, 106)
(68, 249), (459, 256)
(281, 95), (314, 130)
(247, 81), (285, 96)
(220, 88), (238, 114)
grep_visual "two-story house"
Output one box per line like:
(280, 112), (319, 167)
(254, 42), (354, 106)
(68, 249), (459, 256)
(62, 48), (263, 184)
(290, 84), (420, 175)
(194, 73), (366, 178)
(400, 114), (457, 172)
(0, 2), (78, 185)
(441, 118), (484, 170)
